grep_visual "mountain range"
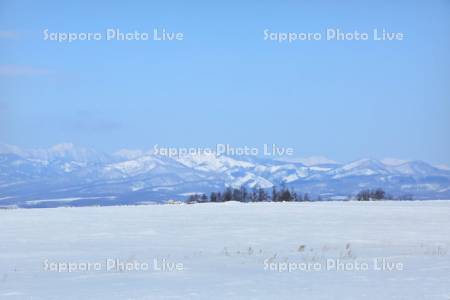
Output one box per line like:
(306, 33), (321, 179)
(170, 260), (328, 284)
(1, 143), (449, 208)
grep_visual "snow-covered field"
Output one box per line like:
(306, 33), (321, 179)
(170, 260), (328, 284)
(1, 201), (450, 299)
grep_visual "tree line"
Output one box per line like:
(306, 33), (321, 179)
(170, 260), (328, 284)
(186, 185), (319, 204)
(186, 186), (413, 203)
(356, 188), (413, 201)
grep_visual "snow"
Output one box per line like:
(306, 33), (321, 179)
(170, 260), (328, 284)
(0, 143), (30, 157)
(37, 143), (101, 162)
(176, 153), (254, 173)
(283, 173), (299, 183)
(280, 156), (338, 166)
(151, 187), (174, 192)
(230, 172), (273, 188)
(309, 166), (332, 172)
(104, 156), (162, 176)
(1, 201), (449, 299)
(113, 149), (146, 160)
(25, 196), (117, 205)
(381, 158), (409, 166)
(329, 159), (392, 178)
(338, 158), (384, 172)
(0, 143), (109, 164)
(401, 184), (441, 191)
(178, 192), (205, 196)
(435, 164), (450, 171)
(131, 182), (145, 192)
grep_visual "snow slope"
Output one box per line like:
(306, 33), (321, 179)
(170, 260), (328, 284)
(0, 201), (449, 299)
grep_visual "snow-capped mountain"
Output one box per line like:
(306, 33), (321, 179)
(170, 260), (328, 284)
(0, 143), (110, 163)
(1, 144), (449, 208)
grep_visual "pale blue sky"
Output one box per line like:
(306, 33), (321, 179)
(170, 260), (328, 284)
(0, 0), (449, 164)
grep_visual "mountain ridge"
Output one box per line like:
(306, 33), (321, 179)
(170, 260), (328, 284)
(1, 143), (449, 208)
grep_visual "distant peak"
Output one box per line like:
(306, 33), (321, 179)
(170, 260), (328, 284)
(381, 158), (409, 166)
(50, 142), (75, 151)
(280, 156), (338, 166)
(113, 149), (145, 160)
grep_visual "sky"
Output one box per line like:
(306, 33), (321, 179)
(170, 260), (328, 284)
(0, 0), (449, 164)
